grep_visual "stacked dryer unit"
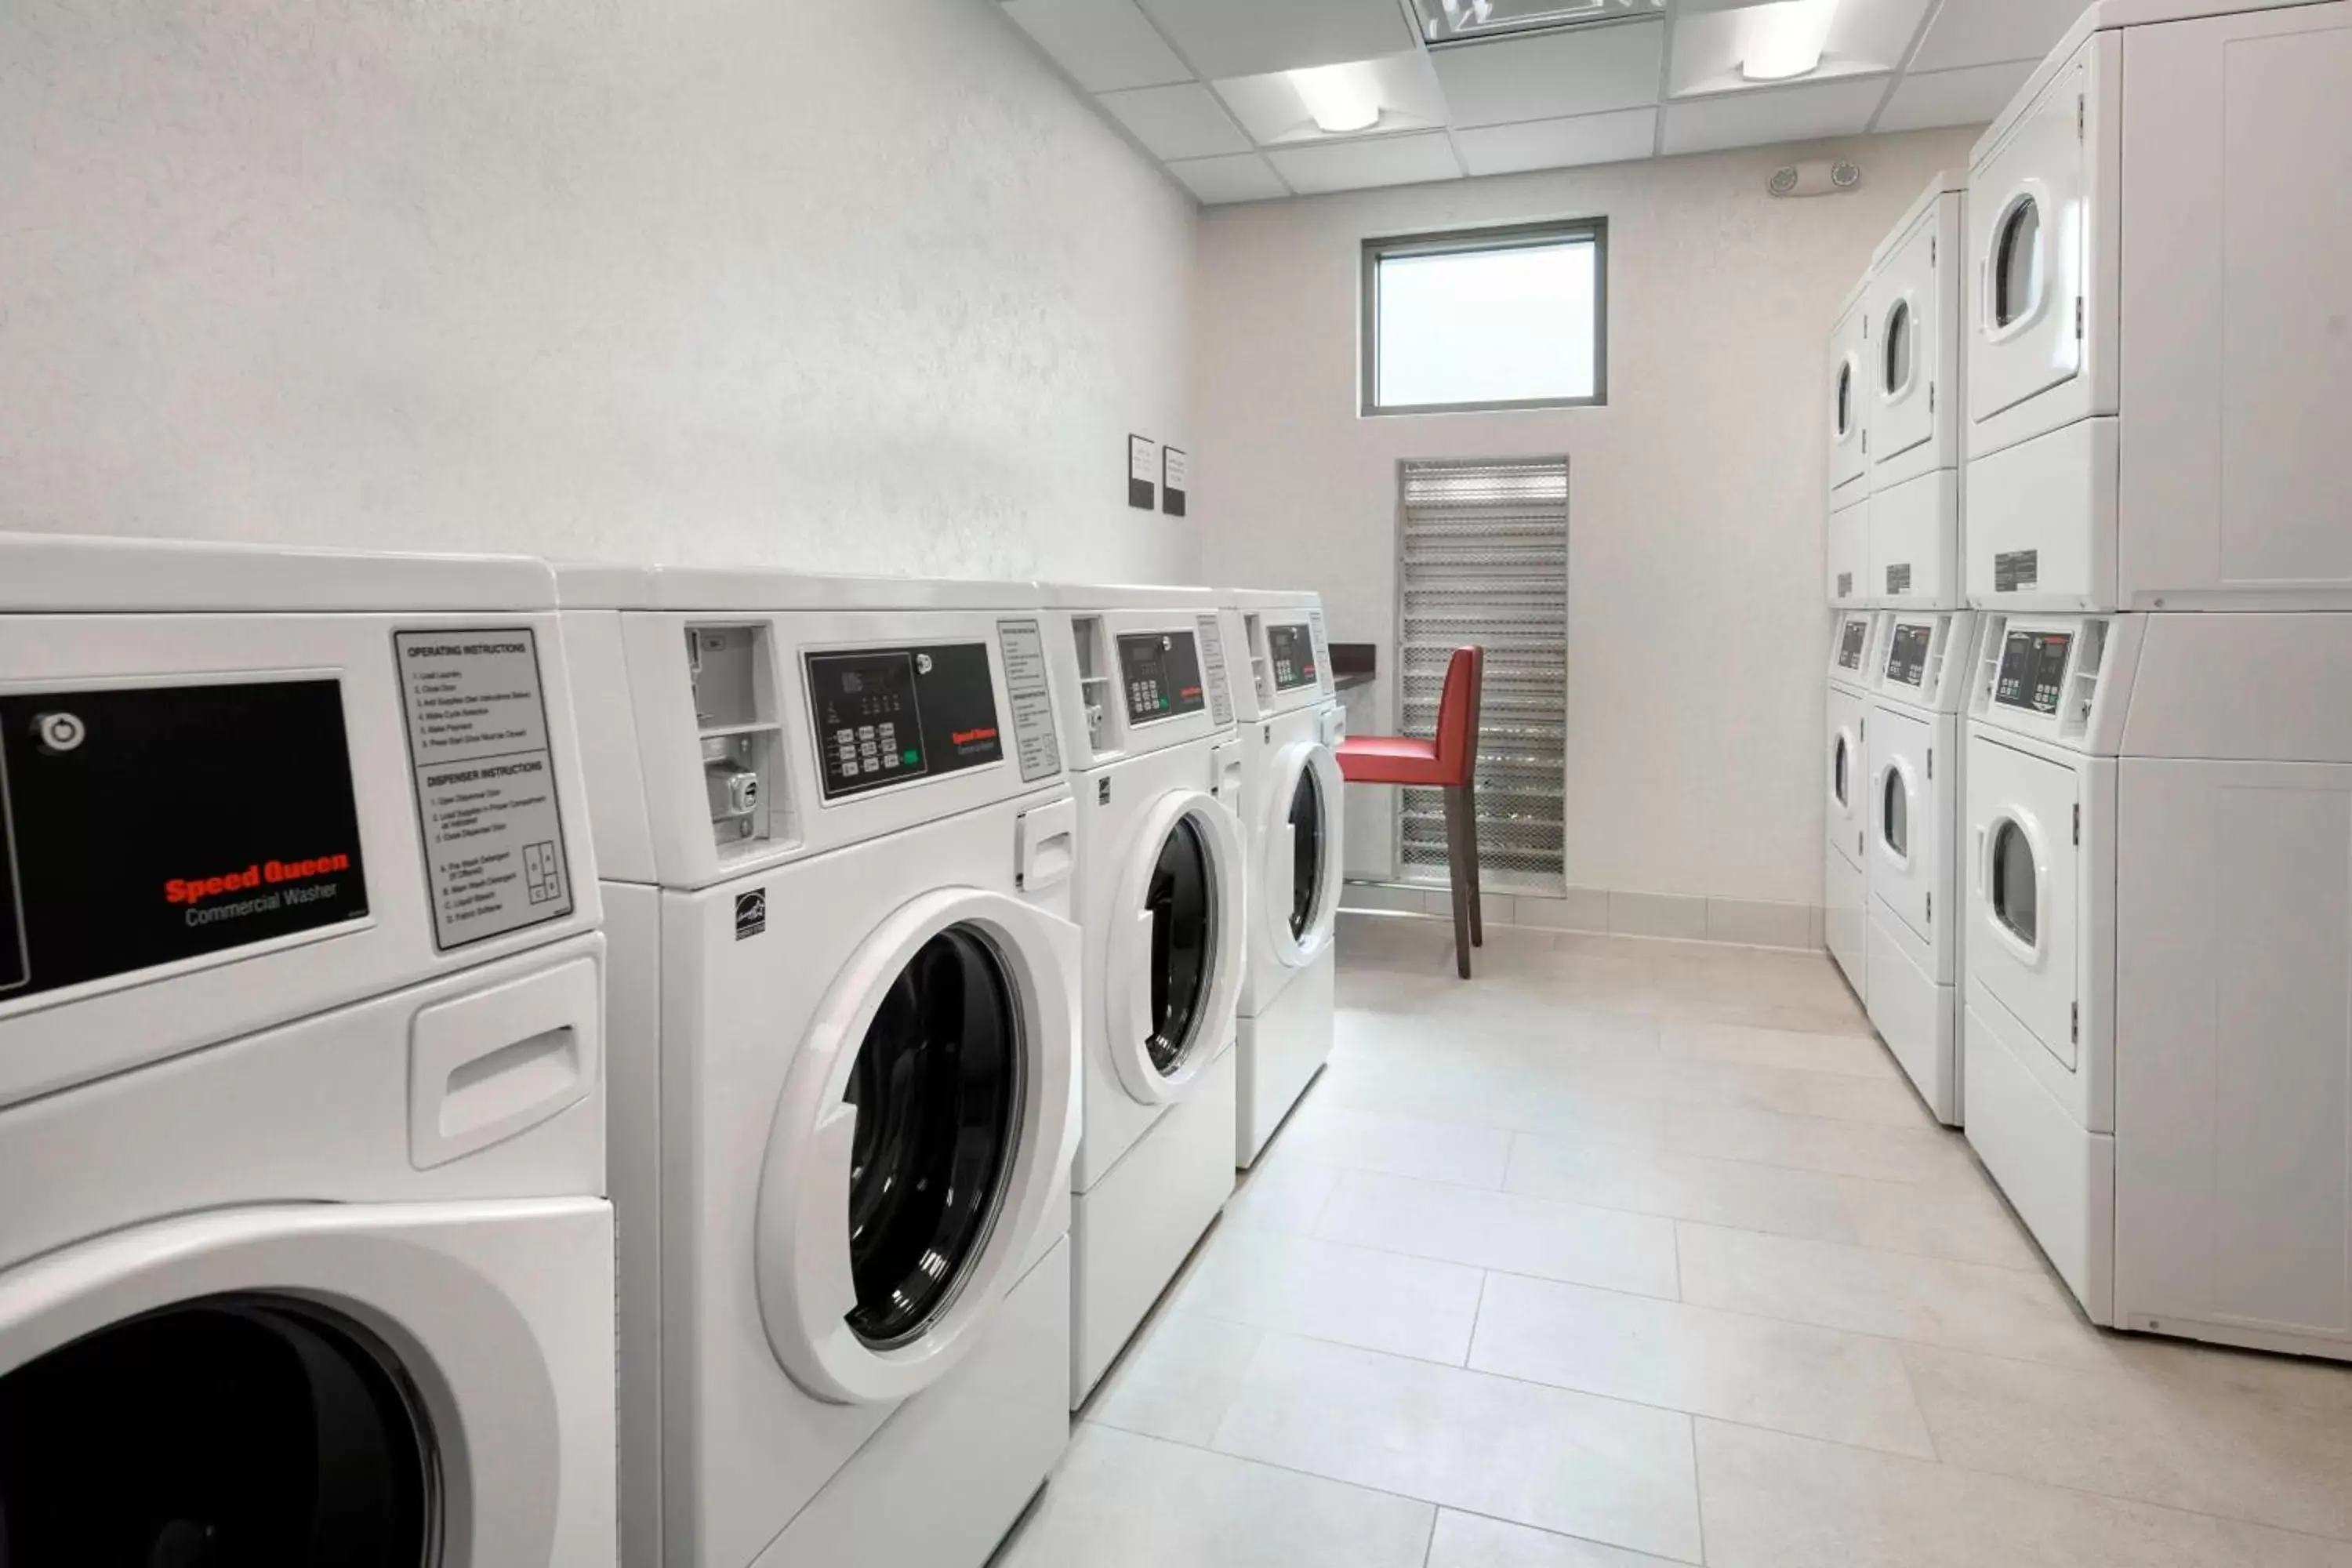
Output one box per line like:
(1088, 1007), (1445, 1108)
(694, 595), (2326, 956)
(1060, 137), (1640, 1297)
(1036, 585), (1247, 1406)
(0, 534), (616, 1566)
(1217, 590), (1346, 1170)
(560, 566), (1081, 1568)
(1860, 170), (1976, 1127)
(1960, 0), (2352, 1359)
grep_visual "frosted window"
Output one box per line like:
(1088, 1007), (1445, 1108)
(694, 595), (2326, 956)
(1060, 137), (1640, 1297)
(1367, 227), (1604, 412)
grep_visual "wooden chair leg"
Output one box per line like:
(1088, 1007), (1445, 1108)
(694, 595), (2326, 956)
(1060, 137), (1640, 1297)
(1464, 775), (1484, 948)
(1443, 784), (1473, 978)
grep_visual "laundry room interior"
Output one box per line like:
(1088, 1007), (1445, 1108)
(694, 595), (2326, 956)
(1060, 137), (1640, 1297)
(3, 0), (2350, 1565)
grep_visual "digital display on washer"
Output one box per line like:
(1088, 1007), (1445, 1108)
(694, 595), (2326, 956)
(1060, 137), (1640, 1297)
(1836, 619), (1869, 670)
(806, 643), (1002, 800)
(1267, 622), (1319, 691)
(1994, 629), (2072, 715)
(0, 680), (369, 1000)
(1885, 623), (1933, 688)
(1117, 630), (1207, 725)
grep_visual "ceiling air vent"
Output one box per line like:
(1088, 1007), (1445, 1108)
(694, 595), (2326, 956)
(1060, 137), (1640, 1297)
(1412, 0), (1664, 45)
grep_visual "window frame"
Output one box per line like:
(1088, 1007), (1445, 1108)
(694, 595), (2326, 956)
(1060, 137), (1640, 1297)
(1360, 218), (1610, 418)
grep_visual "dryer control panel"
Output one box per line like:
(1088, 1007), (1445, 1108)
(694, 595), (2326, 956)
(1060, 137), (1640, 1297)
(806, 642), (1004, 801)
(1994, 628), (2071, 716)
(1885, 622), (1933, 688)
(1117, 630), (1207, 726)
(1837, 617), (1871, 671)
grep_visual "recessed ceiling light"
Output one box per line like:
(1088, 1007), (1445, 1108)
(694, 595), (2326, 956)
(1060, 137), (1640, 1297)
(1741, 0), (1841, 82)
(1289, 64), (1382, 134)
(1412, 0), (1661, 45)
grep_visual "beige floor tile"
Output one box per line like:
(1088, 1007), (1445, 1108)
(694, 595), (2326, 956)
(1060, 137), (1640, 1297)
(1313, 1170), (1681, 1298)
(1225, 1152), (1340, 1236)
(1274, 1099), (1514, 1189)
(1168, 1225), (1485, 1365)
(1694, 1418), (2352, 1567)
(1469, 1272), (1936, 1457)
(997, 1424), (1437, 1568)
(1211, 1334), (1704, 1563)
(1505, 1134), (2041, 1271)
(1660, 1054), (1933, 1128)
(1900, 1341), (2352, 1540)
(1658, 1018), (1899, 1079)
(1316, 1063), (1670, 1150)
(1663, 1100), (1971, 1185)
(1085, 1312), (1267, 1446)
(1425, 1512), (1687, 1568)
(1675, 1221), (2105, 1366)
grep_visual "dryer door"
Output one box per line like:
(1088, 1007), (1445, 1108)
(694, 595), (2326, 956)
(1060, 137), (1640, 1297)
(1827, 688), (1866, 870)
(1870, 211), (1940, 474)
(1260, 740), (1345, 972)
(1965, 733), (2079, 1071)
(1970, 49), (2090, 426)
(754, 887), (1076, 1406)
(1107, 788), (1246, 1106)
(0, 1197), (612, 1568)
(1869, 704), (1934, 945)
(1829, 301), (1870, 495)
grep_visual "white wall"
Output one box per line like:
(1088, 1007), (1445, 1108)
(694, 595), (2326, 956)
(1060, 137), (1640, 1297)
(0, 0), (1198, 583)
(1193, 129), (1976, 909)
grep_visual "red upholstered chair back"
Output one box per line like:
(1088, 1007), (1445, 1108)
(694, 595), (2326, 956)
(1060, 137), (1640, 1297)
(1432, 644), (1484, 789)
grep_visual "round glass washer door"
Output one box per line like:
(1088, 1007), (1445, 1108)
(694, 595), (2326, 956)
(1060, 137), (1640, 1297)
(1106, 789), (1246, 1106)
(755, 887), (1076, 1407)
(1258, 741), (1345, 970)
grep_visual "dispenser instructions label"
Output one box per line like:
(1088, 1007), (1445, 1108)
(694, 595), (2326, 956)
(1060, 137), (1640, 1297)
(1195, 615), (1235, 728)
(996, 619), (1064, 783)
(394, 629), (574, 950)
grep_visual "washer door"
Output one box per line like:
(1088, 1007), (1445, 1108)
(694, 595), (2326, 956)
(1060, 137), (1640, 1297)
(1259, 740), (1344, 972)
(1827, 690), (1864, 869)
(1107, 788), (1246, 1106)
(1965, 735), (2079, 1072)
(0, 1197), (607, 1568)
(1870, 706), (1933, 944)
(754, 887), (1076, 1407)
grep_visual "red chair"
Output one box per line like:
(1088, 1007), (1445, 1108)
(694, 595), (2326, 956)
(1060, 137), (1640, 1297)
(1337, 645), (1486, 978)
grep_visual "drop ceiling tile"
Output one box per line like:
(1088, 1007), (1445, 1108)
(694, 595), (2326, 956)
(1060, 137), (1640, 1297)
(1167, 152), (1294, 203)
(1136, 0), (1420, 79)
(1907, 0), (2078, 74)
(1874, 59), (2032, 131)
(1001, 0), (1192, 93)
(1660, 78), (1889, 154)
(1215, 51), (1449, 147)
(1266, 131), (1464, 194)
(1428, 22), (1668, 128)
(1098, 82), (1254, 160)
(1455, 107), (1659, 175)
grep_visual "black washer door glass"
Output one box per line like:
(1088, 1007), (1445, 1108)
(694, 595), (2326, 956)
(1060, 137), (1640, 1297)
(1833, 735), (1850, 808)
(1287, 767), (1325, 942)
(1882, 771), (1908, 858)
(1884, 300), (1912, 394)
(1145, 816), (1215, 1076)
(1994, 199), (2041, 328)
(844, 926), (1020, 1349)
(0, 1296), (431, 1567)
(1991, 822), (2038, 945)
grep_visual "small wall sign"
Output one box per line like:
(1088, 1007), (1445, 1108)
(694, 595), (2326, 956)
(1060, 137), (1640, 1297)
(1162, 447), (1188, 517)
(1128, 435), (1157, 510)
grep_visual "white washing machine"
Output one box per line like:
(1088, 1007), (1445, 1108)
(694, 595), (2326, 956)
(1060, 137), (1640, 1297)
(1963, 610), (2352, 1358)
(1866, 170), (1966, 612)
(560, 566), (1080, 1568)
(1864, 611), (1978, 1126)
(1824, 609), (1883, 998)
(1965, 0), (2352, 612)
(0, 532), (615, 1566)
(1215, 590), (1346, 1169)
(1826, 275), (1873, 608)
(1036, 584), (1246, 1405)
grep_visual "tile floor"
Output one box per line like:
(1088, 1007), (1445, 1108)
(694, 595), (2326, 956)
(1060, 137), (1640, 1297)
(996, 914), (2352, 1568)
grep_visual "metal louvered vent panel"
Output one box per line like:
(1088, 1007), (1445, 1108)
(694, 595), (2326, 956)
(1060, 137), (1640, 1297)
(1396, 457), (1569, 895)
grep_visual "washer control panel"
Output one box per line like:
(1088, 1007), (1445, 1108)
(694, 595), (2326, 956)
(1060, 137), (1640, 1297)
(1994, 628), (2071, 715)
(1885, 622), (1933, 688)
(1267, 622), (1319, 691)
(1116, 630), (1206, 726)
(806, 642), (1003, 801)
(1836, 616), (1871, 671)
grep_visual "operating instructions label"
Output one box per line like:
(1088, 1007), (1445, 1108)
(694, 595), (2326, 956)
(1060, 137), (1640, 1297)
(996, 619), (1063, 783)
(1195, 614), (1235, 727)
(394, 629), (574, 950)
